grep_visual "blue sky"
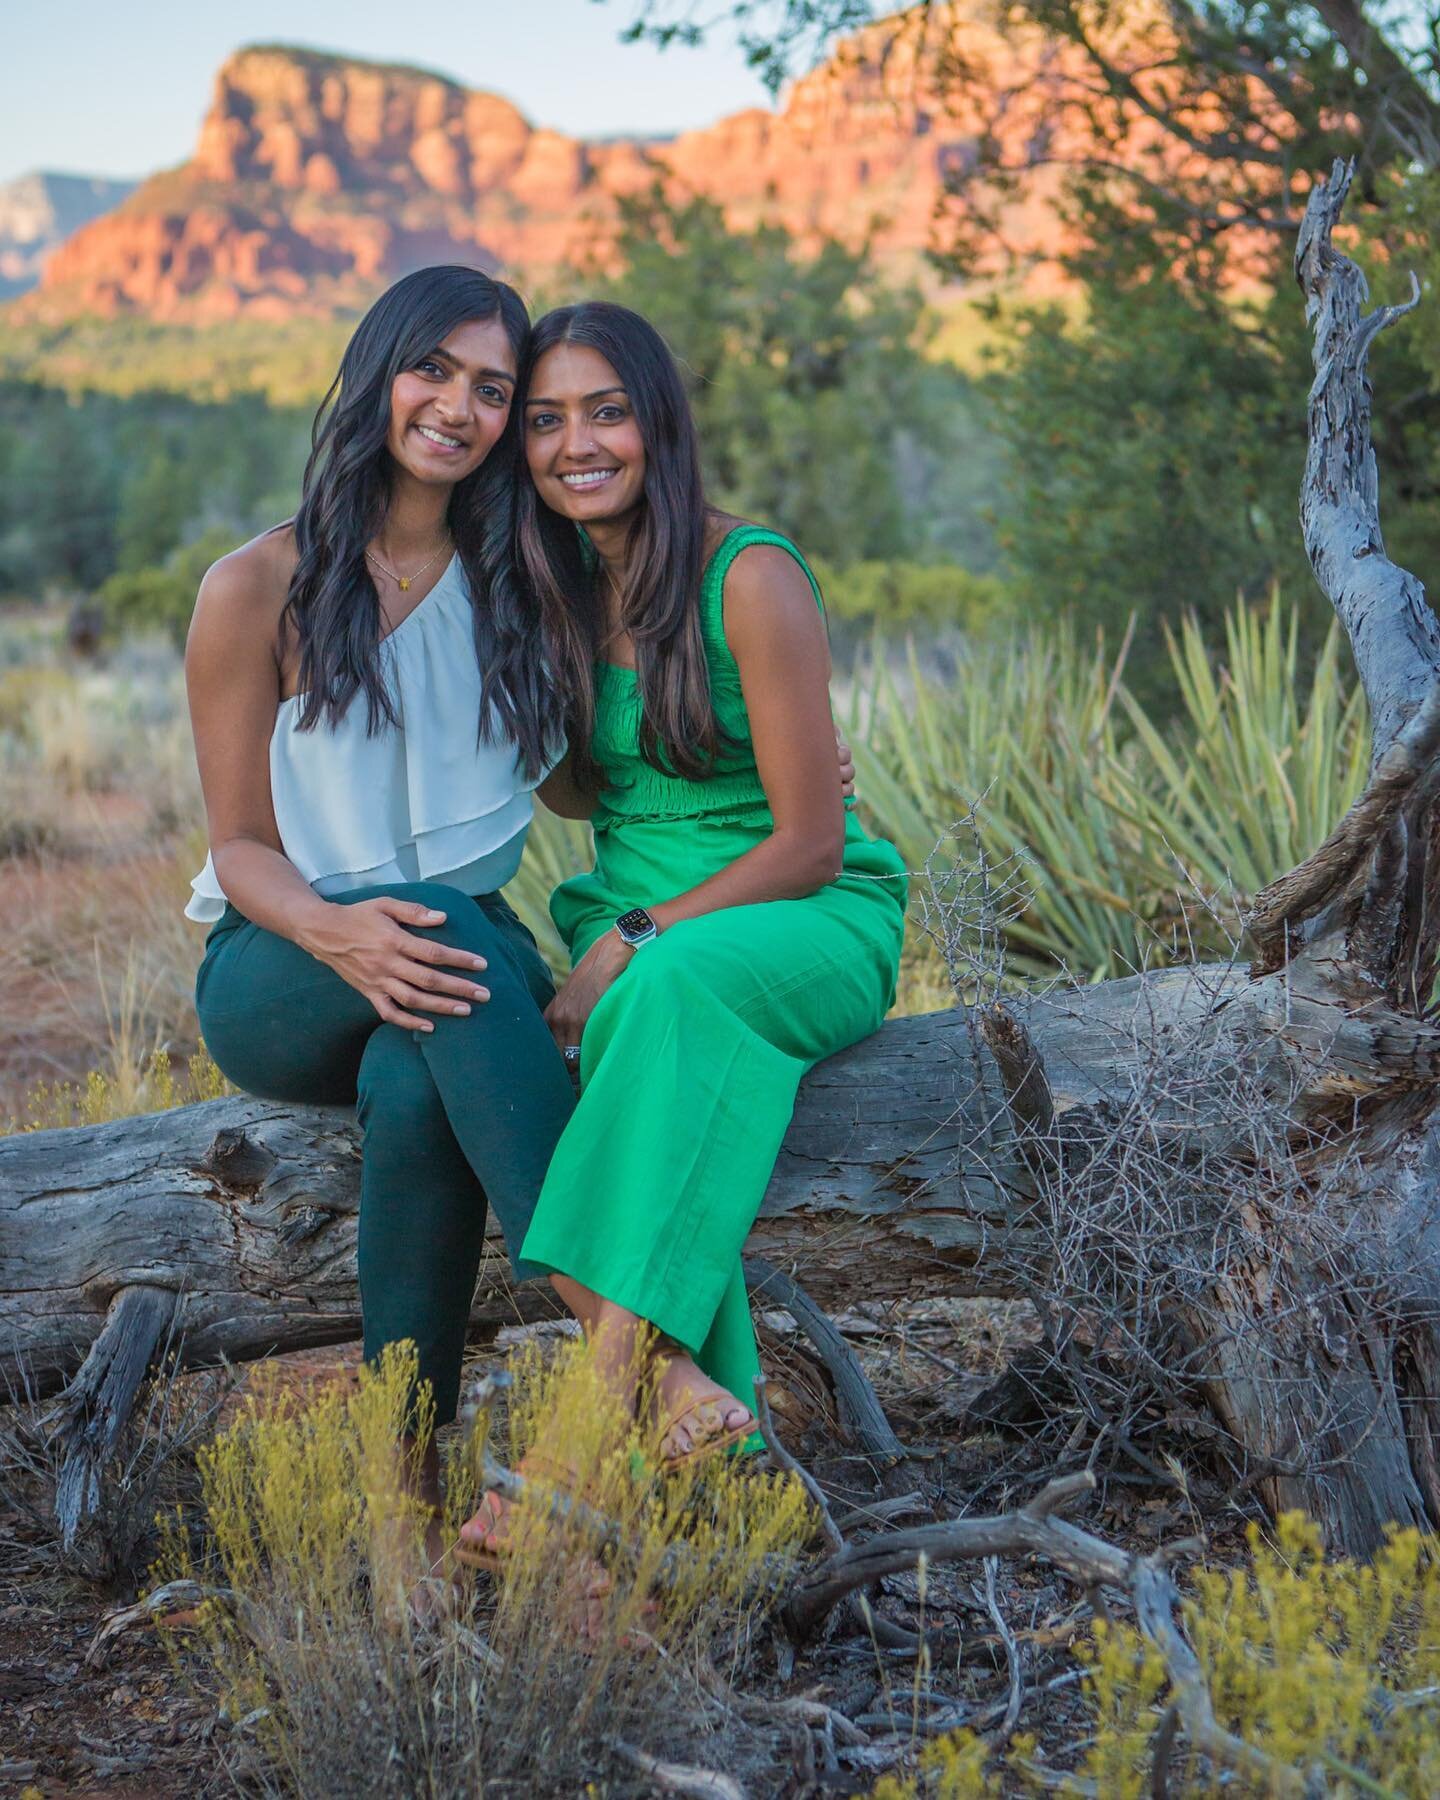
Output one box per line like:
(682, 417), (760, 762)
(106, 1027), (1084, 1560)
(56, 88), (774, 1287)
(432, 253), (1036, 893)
(0, 1), (793, 187)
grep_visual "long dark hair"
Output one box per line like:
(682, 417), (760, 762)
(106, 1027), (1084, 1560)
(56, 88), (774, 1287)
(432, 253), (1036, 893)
(516, 301), (728, 785)
(287, 265), (561, 779)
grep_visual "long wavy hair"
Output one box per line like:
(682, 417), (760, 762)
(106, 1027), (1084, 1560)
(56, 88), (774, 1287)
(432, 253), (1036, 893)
(287, 265), (561, 780)
(516, 301), (730, 786)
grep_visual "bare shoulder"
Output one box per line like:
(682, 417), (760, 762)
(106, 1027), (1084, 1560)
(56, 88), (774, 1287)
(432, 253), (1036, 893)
(192, 522), (297, 638)
(722, 533), (820, 633)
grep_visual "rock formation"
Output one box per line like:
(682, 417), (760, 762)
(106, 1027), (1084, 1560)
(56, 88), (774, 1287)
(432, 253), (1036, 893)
(25, 9), (1090, 320)
(0, 172), (137, 299)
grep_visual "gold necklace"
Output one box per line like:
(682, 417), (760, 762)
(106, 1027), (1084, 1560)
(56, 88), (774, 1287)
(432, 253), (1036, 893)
(365, 538), (452, 593)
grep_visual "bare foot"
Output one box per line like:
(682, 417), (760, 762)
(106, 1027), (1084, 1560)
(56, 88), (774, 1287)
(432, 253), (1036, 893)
(455, 1479), (653, 1644)
(371, 1503), (463, 1631)
(648, 1350), (756, 1464)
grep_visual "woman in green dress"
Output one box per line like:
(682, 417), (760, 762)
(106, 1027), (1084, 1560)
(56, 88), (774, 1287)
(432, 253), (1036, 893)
(458, 301), (907, 1560)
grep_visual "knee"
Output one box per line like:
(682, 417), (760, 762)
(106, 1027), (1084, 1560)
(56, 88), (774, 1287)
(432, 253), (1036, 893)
(376, 881), (507, 956)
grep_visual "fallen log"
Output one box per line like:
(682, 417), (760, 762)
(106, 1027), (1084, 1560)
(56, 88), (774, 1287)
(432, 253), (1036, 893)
(0, 1003), (1024, 1407)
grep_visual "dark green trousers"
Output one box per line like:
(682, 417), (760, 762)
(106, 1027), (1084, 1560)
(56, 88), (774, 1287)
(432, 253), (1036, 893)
(195, 881), (575, 1424)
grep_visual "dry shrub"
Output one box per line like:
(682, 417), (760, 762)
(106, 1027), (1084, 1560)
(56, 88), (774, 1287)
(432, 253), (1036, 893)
(871, 1514), (1440, 1796)
(12, 1041), (230, 1131)
(159, 1339), (814, 1797)
(870, 1731), (1004, 1799)
(0, 1350), (232, 1593)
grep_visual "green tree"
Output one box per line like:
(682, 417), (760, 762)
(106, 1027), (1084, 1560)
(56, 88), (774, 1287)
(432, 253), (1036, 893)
(984, 283), (1321, 673)
(116, 446), (200, 573)
(0, 379), (308, 603)
(611, 2), (1440, 685)
(98, 526), (239, 645)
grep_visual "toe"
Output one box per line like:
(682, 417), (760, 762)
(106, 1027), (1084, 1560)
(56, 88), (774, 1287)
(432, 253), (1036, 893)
(458, 1496), (502, 1546)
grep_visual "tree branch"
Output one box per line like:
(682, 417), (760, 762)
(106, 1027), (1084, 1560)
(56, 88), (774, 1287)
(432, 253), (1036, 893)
(1296, 156), (1440, 766)
(1306, 0), (1440, 167)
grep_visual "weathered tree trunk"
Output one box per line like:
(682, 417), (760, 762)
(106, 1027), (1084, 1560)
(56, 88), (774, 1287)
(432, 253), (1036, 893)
(5, 160), (1440, 1557)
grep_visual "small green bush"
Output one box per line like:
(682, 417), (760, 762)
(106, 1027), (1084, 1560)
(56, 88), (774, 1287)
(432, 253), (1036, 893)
(810, 556), (1011, 635)
(98, 526), (238, 646)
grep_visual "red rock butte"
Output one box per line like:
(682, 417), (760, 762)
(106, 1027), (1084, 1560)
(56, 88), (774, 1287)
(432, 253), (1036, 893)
(25, 4), (1264, 320)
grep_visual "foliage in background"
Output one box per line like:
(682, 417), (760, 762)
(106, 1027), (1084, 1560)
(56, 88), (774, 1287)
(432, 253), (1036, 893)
(0, 315), (352, 406)
(98, 527), (244, 645)
(12, 1045), (230, 1134)
(981, 282), (1323, 685)
(561, 190), (1003, 570)
(0, 381), (307, 601)
(810, 557), (1010, 637)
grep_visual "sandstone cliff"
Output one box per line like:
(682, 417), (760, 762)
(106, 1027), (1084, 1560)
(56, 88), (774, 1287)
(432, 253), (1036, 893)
(24, 7), (1220, 320)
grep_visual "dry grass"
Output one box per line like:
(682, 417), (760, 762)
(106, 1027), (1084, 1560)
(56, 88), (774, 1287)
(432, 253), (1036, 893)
(0, 610), (208, 1121)
(157, 1338), (815, 1798)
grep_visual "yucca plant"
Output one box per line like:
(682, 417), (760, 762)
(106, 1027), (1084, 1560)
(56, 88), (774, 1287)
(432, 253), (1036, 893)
(1115, 602), (1369, 902)
(849, 594), (1368, 984)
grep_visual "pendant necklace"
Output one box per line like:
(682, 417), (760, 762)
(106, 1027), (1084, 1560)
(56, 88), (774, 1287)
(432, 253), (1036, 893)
(365, 538), (451, 593)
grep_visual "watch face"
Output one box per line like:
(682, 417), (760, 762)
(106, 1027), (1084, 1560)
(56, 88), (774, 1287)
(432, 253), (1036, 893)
(616, 907), (656, 941)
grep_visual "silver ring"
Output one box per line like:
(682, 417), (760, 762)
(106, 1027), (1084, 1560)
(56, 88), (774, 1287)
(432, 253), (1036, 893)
(562, 1044), (581, 1065)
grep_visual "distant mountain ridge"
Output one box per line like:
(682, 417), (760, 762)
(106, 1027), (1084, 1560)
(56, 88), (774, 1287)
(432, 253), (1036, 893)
(11, 5), (1215, 321)
(0, 172), (137, 299)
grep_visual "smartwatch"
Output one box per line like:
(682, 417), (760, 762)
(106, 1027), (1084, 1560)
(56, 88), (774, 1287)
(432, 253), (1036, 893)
(614, 906), (660, 950)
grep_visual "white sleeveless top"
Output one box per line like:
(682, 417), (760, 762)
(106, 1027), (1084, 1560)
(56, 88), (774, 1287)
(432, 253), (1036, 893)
(185, 556), (555, 923)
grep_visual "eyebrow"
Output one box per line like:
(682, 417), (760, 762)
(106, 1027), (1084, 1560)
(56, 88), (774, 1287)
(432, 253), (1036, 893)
(427, 349), (516, 384)
(524, 386), (628, 407)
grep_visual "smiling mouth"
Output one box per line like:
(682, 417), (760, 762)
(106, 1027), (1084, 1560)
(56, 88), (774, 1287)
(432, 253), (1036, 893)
(559, 469), (620, 488)
(416, 424), (466, 450)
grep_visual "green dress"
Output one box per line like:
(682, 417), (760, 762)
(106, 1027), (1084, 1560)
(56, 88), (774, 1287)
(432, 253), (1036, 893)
(519, 525), (908, 1414)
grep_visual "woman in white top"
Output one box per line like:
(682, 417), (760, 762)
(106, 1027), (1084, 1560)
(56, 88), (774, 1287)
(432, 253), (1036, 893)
(185, 267), (580, 1584)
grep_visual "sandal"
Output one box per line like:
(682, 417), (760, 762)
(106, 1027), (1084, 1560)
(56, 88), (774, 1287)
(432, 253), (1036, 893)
(648, 1345), (758, 1472)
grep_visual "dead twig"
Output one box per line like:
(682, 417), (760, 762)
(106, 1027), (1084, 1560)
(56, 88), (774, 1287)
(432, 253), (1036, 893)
(696, 1657), (870, 1747)
(607, 1738), (749, 1799)
(86, 1578), (255, 1668)
(753, 1372), (846, 1555)
(981, 1556), (1024, 1738)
